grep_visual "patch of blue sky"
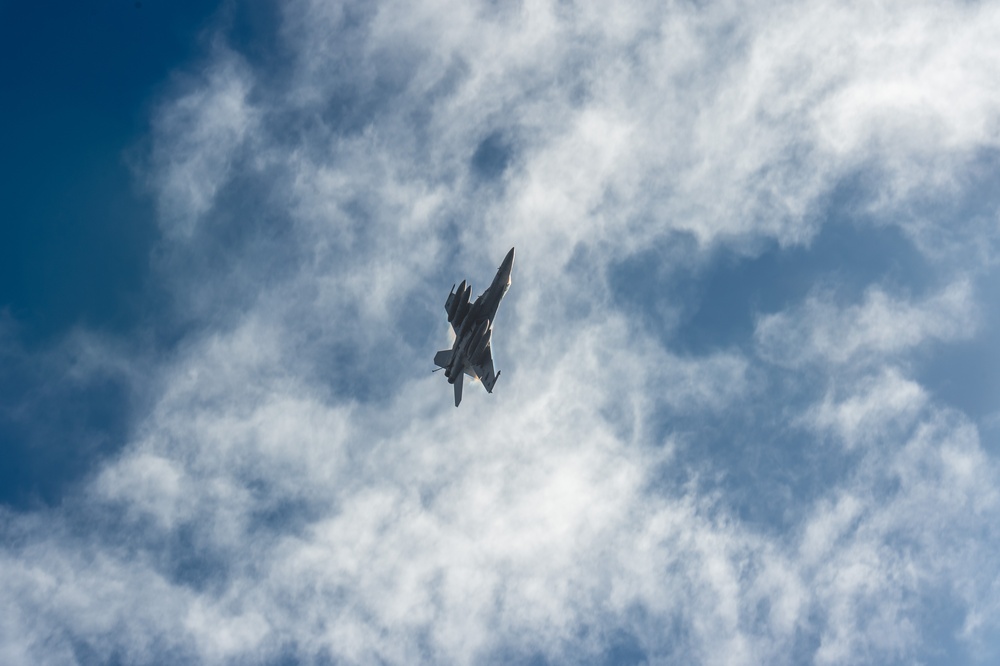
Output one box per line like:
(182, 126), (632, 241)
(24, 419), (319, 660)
(610, 160), (1000, 453)
(0, 1), (224, 507)
(609, 206), (933, 358)
(0, 344), (134, 508)
(0, 0), (221, 340)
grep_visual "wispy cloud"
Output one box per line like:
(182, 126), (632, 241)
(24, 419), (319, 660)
(3, 0), (1000, 664)
(148, 51), (258, 240)
(755, 279), (977, 368)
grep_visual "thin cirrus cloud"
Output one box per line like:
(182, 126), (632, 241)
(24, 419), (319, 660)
(2, 0), (999, 664)
(755, 279), (977, 369)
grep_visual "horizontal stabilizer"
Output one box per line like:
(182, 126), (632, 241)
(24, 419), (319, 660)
(433, 349), (453, 369)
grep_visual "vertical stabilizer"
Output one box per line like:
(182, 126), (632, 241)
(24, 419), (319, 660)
(454, 371), (464, 407)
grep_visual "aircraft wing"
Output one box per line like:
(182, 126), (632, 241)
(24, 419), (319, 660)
(444, 291), (457, 335)
(472, 343), (499, 393)
(445, 286), (470, 335)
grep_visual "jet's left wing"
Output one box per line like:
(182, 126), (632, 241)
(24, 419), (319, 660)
(472, 343), (499, 393)
(445, 281), (473, 335)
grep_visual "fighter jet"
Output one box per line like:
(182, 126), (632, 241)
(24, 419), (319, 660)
(434, 247), (515, 406)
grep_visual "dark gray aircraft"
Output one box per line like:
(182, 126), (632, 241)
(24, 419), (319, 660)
(434, 247), (515, 406)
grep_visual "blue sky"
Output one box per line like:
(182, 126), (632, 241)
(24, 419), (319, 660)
(2, 1), (999, 664)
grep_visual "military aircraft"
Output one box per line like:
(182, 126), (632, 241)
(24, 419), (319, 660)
(434, 247), (515, 406)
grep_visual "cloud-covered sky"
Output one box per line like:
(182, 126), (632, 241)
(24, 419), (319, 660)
(3, 1), (1000, 664)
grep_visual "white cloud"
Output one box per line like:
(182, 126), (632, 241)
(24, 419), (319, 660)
(148, 51), (258, 239)
(803, 368), (927, 450)
(756, 279), (977, 368)
(801, 408), (999, 665)
(7, 299), (996, 664)
(4, 0), (1000, 664)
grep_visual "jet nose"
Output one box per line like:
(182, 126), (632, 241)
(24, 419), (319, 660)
(502, 247), (515, 287)
(501, 247), (515, 273)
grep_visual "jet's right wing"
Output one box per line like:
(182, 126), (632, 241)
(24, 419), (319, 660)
(453, 370), (464, 407)
(472, 343), (499, 393)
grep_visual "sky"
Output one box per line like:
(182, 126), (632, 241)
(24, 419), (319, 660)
(2, 0), (999, 664)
